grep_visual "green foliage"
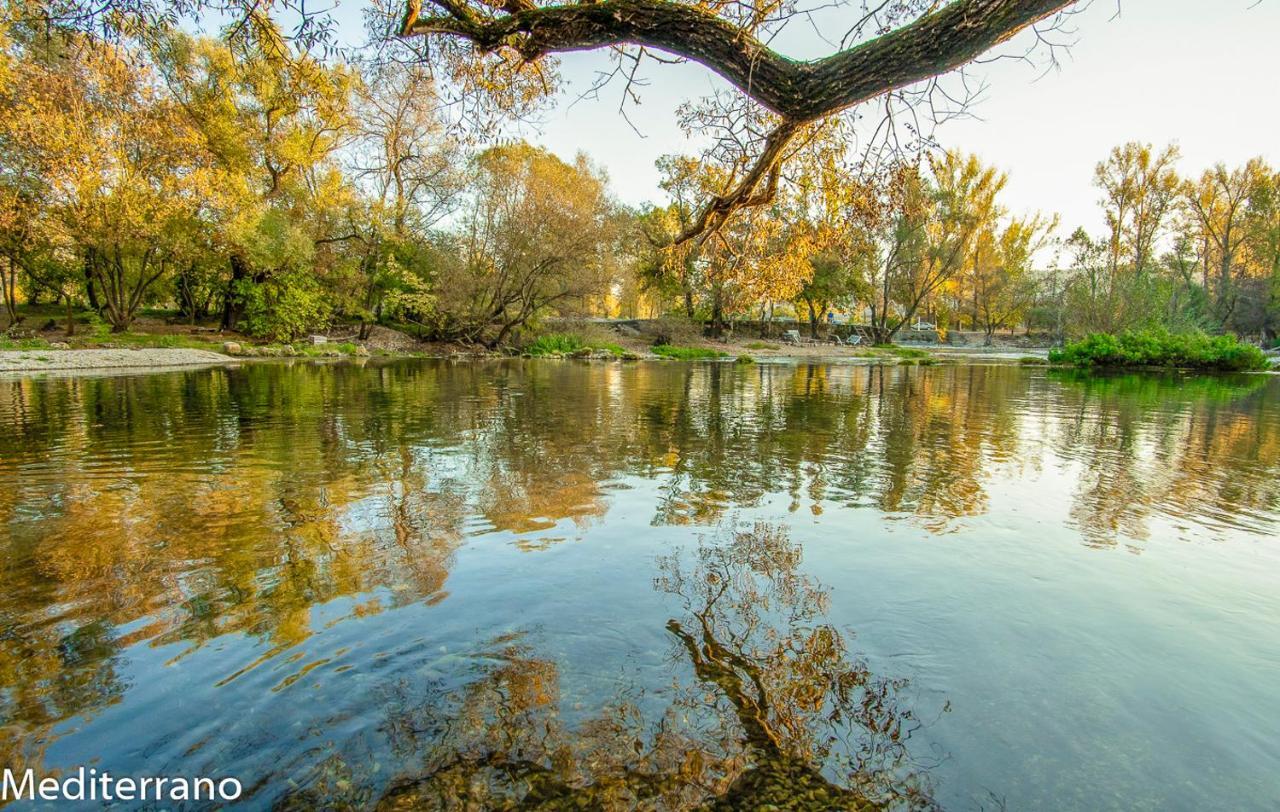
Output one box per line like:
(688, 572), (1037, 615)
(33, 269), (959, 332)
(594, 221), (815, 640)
(652, 344), (728, 360)
(525, 332), (624, 357)
(734, 354), (755, 364)
(1048, 330), (1269, 371)
(526, 333), (584, 355)
(743, 341), (780, 350)
(237, 270), (332, 342)
(873, 344), (929, 359)
(0, 336), (50, 350)
(1018, 356), (1048, 365)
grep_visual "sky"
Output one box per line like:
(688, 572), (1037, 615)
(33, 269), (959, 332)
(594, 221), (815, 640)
(498, 0), (1280, 236)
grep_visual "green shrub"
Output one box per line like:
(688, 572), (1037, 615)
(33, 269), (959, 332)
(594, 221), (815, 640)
(652, 344), (728, 360)
(1019, 356), (1048, 365)
(734, 354), (755, 364)
(1048, 330), (1268, 371)
(237, 270), (332, 342)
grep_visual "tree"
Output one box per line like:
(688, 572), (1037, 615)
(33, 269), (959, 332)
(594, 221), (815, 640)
(156, 28), (357, 335)
(1059, 142), (1181, 336)
(1242, 167), (1280, 339)
(865, 152), (1005, 343)
(5, 33), (211, 331)
(435, 143), (618, 346)
(1185, 158), (1268, 325)
(1096, 142), (1181, 281)
(795, 252), (864, 339)
(971, 213), (1055, 341)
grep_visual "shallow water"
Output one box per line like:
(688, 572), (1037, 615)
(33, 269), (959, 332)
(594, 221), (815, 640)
(1, 360), (1278, 809)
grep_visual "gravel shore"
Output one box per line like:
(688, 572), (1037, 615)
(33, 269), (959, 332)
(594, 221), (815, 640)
(0, 348), (237, 374)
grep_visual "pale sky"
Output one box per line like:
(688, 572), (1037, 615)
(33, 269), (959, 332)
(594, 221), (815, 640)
(502, 0), (1280, 237)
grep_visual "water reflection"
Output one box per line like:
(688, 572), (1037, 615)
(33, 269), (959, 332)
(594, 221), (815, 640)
(281, 523), (935, 811)
(0, 360), (1277, 806)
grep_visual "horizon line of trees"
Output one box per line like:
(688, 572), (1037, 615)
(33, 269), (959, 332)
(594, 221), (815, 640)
(2, 15), (1278, 348)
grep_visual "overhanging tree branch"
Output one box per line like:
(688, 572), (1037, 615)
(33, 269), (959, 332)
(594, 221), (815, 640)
(401, 0), (1075, 122)
(401, 0), (1076, 242)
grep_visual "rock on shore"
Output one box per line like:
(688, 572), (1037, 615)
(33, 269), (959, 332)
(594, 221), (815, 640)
(0, 348), (237, 374)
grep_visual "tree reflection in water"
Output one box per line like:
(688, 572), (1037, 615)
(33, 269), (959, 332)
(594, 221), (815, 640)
(294, 523), (937, 811)
(1, 362), (1277, 805)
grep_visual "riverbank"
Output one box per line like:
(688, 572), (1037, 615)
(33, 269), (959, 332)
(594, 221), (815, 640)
(0, 347), (238, 374)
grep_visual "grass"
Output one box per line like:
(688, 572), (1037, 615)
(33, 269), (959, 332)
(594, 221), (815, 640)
(0, 336), (52, 351)
(100, 332), (219, 350)
(1019, 356), (1049, 365)
(743, 341), (780, 350)
(734, 354), (755, 365)
(1048, 330), (1269, 372)
(525, 332), (624, 358)
(872, 344), (931, 359)
(652, 344), (729, 360)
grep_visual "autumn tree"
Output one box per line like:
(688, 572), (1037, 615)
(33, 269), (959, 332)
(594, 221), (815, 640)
(3, 32), (211, 332)
(156, 27), (357, 337)
(434, 143), (618, 346)
(1058, 142), (1181, 335)
(329, 59), (465, 337)
(864, 152), (1006, 343)
(1183, 158), (1269, 326)
(970, 213), (1055, 341)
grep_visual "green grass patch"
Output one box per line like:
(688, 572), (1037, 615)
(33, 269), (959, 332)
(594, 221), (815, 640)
(1019, 356), (1048, 365)
(652, 344), (728, 360)
(873, 343), (930, 359)
(0, 336), (51, 351)
(525, 332), (624, 357)
(743, 341), (780, 350)
(734, 354), (755, 365)
(1048, 330), (1268, 372)
(100, 332), (216, 350)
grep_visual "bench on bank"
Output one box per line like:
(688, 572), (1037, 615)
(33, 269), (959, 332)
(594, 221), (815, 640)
(782, 329), (861, 347)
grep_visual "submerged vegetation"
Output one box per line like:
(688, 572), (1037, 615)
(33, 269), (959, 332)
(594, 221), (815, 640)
(1048, 330), (1270, 371)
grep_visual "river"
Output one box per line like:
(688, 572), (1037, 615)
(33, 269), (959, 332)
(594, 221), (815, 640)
(1, 359), (1277, 809)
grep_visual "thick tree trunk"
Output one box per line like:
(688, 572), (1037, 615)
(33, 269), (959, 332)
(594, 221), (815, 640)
(64, 293), (76, 337)
(2, 257), (19, 327)
(84, 251), (100, 312)
(221, 254), (250, 331)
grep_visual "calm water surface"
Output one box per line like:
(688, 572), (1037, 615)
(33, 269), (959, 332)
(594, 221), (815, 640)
(1, 360), (1278, 810)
